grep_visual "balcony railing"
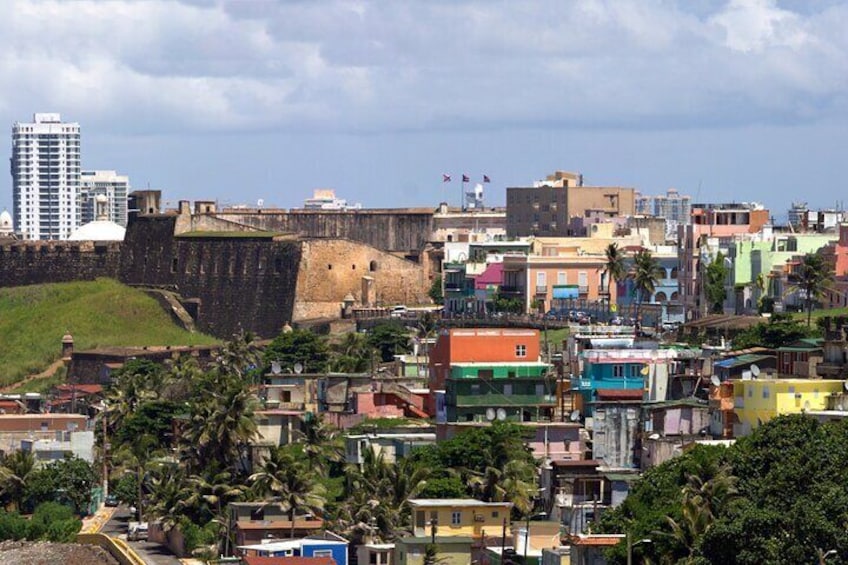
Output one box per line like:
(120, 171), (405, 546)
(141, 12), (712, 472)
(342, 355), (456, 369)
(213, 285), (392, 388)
(535, 285), (548, 295)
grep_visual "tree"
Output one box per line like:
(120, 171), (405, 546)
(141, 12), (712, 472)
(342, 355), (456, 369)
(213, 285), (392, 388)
(705, 252), (729, 314)
(249, 446), (326, 538)
(604, 243), (627, 312)
(264, 329), (330, 374)
(24, 457), (96, 516)
(630, 249), (664, 321)
(0, 450), (35, 512)
(329, 332), (376, 373)
(789, 253), (833, 327)
(367, 321), (412, 363)
(428, 275), (444, 305)
(731, 315), (816, 349)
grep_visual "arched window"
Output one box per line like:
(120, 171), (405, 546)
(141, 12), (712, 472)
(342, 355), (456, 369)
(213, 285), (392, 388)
(655, 291), (668, 303)
(670, 291), (679, 302)
(670, 267), (678, 279)
(369, 260), (378, 272)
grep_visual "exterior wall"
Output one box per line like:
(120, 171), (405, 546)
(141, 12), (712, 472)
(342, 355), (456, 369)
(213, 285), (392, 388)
(216, 208), (435, 254)
(120, 215), (302, 338)
(591, 403), (641, 469)
(409, 501), (511, 539)
(445, 363), (555, 423)
(0, 241), (121, 286)
(395, 539), (472, 565)
(732, 379), (845, 435)
(428, 329), (541, 405)
(294, 239), (428, 320)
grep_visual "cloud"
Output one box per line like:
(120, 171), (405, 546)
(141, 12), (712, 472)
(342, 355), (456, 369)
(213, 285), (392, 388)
(0, 0), (845, 135)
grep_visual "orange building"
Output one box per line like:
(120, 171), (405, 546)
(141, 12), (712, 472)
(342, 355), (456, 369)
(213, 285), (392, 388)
(427, 328), (541, 414)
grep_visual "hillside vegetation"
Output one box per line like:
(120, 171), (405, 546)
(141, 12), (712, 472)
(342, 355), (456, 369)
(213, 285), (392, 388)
(0, 278), (218, 387)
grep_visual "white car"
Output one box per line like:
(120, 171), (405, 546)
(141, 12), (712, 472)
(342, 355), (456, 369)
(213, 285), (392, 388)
(128, 522), (149, 542)
(390, 305), (408, 318)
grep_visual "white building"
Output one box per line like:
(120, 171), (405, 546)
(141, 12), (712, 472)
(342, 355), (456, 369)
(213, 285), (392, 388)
(11, 113), (82, 240)
(303, 188), (361, 210)
(80, 170), (129, 227)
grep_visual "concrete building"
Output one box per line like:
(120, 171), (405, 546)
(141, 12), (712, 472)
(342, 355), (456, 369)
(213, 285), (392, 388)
(732, 378), (845, 436)
(678, 202), (771, 318)
(79, 170), (129, 227)
(506, 171), (635, 237)
(303, 189), (361, 210)
(635, 189), (691, 225)
(11, 113), (81, 240)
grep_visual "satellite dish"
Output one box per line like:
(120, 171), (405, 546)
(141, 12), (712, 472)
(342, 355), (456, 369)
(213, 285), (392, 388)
(750, 364), (761, 377)
(640, 366), (650, 376)
(271, 361), (282, 375)
(648, 433), (660, 440)
(710, 376), (721, 387)
(257, 198), (264, 207)
(496, 408), (507, 421)
(486, 408), (496, 421)
(293, 362), (304, 374)
(569, 410), (581, 422)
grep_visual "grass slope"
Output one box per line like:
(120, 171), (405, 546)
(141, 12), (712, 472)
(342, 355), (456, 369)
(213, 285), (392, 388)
(0, 278), (219, 387)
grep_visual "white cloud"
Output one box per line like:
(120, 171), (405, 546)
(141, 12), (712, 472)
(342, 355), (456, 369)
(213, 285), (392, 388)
(0, 0), (845, 134)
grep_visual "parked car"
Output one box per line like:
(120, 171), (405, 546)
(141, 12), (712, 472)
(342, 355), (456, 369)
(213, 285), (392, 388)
(104, 494), (119, 507)
(389, 305), (408, 318)
(128, 522), (149, 542)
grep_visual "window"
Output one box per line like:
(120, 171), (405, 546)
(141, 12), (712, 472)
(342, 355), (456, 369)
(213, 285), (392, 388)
(492, 511), (499, 518)
(470, 384), (481, 395)
(536, 272), (546, 287)
(629, 365), (642, 378)
(557, 272), (567, 285)
(613, 365), (624, 378)
(313, 550), (333, 558)
(516, 344), (527, 358)
(503, 384), (513, 396)
(762, 387), (770, 399)
(451, 511), (462, 525)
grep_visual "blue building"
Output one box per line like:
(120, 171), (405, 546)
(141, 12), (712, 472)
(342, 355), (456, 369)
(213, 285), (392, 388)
(615, 249), (683, 325)
(573, 349), (681, 415)
(238, 534), (349, 564)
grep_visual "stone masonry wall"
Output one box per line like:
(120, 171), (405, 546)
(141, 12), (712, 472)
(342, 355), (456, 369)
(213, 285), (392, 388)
(294, 239), (429, 320)
(216, 209), (434, 254)
(120, 215), (302, 339)
(0, 241), (121, 286)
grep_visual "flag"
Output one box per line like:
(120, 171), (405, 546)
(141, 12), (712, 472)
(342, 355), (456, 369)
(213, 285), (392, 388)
(462, 174), (470, 183)
(442, 174), (451, 182)
(483, 174), (491, 183)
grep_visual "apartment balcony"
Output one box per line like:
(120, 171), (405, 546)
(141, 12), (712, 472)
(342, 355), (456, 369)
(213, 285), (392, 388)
(535, 285), (548, 296)
(455, 394), (558, 407)
(578, 286), (589, 295)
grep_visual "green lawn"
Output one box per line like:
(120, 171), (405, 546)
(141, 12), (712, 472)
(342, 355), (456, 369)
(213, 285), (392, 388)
(0, 278), (219, 387)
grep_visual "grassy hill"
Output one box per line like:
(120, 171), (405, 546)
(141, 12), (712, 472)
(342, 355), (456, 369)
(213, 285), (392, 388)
(0, 278), (219, 387)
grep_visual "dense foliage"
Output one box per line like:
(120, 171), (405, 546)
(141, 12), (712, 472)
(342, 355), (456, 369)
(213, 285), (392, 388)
(600, 415), (848, 564)
(705, 253), (729, 314)
(0, 502), (82, 542)
(732, 314), (818, 350)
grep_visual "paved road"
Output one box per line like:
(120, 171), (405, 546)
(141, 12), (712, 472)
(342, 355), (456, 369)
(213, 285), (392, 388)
(102, 506), (181, 565)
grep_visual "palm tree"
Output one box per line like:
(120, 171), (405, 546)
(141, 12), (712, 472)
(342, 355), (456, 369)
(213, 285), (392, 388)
(630, 249), (664, 322)
(604, 243), (627, 313)
(330, 332), (375, 373)
(146, 463), (190, 532)
(0, 450), (35, 511)
(298, 418), (344, 477)
(249, 447), (326, 538)
(113, 432), (161, 522)
(789, 253), (833, 327)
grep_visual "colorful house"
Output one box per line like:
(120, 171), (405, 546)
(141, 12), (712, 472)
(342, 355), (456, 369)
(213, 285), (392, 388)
(395, 499), (513, 565)
(237, 534), (347, 563)
(732, 378), (846, 436)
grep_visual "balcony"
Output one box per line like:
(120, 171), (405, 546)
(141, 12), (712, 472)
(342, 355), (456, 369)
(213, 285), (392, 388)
(535, 285), (548, 295)
(455, 394), (557, 407)
(499, 285), (524, 295)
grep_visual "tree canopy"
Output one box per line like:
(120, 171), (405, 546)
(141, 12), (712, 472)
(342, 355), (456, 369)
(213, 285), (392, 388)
(600, 414), (848, 564)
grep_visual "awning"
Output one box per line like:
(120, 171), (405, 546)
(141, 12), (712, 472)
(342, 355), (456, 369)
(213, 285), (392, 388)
(553, 285), (579, 299)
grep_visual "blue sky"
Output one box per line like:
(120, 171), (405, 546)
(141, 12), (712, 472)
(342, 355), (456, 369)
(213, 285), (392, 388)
(2, 0), (847, 217)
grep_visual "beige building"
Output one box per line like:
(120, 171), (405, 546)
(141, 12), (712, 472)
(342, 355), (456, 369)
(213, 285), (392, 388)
(506, 171), (636, 237)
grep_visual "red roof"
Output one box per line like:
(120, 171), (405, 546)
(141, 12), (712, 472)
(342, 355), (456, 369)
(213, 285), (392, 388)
(474, 263), (503, 289)
(569, 534), (625, 547)
(55, 384), (103, 395)
(244, 558), (335, 565)
(594, 389), (644, 401)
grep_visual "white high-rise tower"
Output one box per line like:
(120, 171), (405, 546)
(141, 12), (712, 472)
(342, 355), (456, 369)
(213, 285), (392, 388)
(10, 113), (81, 240)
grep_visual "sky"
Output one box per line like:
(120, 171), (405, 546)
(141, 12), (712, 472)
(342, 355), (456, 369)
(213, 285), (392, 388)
(2, 0), (848, 216)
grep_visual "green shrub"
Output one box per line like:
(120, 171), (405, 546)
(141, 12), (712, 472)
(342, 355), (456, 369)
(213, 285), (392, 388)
(0, 510), (28, 541)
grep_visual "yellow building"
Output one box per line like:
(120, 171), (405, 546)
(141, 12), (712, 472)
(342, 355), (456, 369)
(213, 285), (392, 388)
(733, 378), (845, 436)
(395, 499), (513, 565)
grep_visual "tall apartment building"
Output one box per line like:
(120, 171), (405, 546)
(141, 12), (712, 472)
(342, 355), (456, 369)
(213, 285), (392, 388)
(634, 188), (691, 224)
(80, 170), (129, 227)
(10, 113), (81, 240)
(506, 170), (635, 237)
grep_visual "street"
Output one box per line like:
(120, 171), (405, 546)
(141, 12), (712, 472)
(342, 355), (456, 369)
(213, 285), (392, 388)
(101, 506), (182, 565)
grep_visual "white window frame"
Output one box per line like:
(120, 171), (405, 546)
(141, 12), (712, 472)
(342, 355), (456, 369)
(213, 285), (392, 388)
(516, 344), (527, 358)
